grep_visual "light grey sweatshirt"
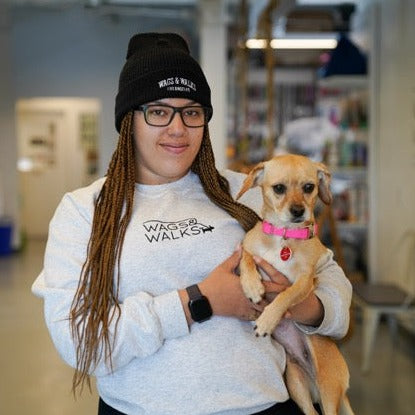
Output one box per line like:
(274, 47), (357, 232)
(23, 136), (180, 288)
(32, 170), (352, 415)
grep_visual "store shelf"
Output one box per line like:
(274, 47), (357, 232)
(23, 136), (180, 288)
(316, 75), (370, 276)
(337, 221), (367, 232)
(318, 75), (368, 90)
(332, 167), (367, 181)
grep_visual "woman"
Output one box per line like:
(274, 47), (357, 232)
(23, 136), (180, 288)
(32, 32), (351, 415)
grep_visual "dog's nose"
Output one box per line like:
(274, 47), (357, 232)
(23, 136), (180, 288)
(290, 205), (305, 218)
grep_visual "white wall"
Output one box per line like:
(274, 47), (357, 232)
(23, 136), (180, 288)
(348, 0), (415, 292)
(369, 0), (415, 289)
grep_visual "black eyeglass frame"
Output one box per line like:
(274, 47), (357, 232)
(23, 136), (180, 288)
(135, 104), (212, 128)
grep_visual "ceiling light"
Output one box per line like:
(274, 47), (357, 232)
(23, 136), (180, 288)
(246, 37), (338, 50)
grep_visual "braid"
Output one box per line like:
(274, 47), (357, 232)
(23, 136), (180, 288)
(192, 127), (260, 231)
(70, 111), (136, 394)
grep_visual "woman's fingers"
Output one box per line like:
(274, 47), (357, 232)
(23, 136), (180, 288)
(222, 245), (242, 271)
(253, 255), (290, 286)
(262, 281), (286, 298)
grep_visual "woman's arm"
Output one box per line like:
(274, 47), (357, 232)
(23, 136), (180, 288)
(253, 251), (352, 339)
(32, 192), (191, 377)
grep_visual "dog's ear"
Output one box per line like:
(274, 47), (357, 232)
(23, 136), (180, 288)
(315, 162), (333, 205)
(236, 162), (265, 200)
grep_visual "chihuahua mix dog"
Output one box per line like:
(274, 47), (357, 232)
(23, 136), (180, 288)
(237, 154), (353, 415)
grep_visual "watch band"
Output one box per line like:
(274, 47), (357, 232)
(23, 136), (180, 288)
(186, 284), (203, 299)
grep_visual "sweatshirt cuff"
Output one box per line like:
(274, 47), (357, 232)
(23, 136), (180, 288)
(294, 290), (331, 335)
(153, 291), (189, 340)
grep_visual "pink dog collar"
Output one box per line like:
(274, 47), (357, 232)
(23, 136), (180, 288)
(262, 221), (317, 240)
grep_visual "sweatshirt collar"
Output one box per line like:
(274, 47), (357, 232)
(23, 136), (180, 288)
(135, 171), (199, 195)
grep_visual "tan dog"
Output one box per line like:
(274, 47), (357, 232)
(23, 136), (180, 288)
(237, 154), (353, 415)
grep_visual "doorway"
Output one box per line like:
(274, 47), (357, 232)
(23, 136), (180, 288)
(16, 98), (100, 239)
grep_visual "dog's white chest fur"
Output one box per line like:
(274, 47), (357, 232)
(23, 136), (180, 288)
(261, 239), (297, 281)
(246, 229), (312, 285)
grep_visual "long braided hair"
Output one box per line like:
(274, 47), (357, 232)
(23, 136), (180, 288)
(69, 111), (260, 393)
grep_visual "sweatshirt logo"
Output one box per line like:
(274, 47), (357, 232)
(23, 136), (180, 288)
(158, 77), (196, 93)
(143, 218), (214, 243)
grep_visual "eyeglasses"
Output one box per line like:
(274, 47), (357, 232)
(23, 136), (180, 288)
(136, 104), (212, 128)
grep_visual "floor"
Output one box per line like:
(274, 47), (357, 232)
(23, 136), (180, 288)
(1, 240), (414, 415)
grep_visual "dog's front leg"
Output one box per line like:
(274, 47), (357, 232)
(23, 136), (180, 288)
(240, 249), (265, 304)
(254, 273), (314, 336)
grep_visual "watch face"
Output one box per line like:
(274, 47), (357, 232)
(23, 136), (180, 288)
(189, 296), (212, 323)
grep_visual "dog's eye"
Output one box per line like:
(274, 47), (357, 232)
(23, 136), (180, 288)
(273, 184), (286, 194)
(303, 183), (315, 194)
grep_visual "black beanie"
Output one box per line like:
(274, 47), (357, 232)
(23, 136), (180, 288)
(115, 32), (212, 132)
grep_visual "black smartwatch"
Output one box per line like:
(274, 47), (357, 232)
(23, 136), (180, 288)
(186, 284), (212, 323)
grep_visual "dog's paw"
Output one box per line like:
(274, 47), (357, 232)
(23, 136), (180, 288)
(241, 277), (265, 304)
(253, 308), (281, 337)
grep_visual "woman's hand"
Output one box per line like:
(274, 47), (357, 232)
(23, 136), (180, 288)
(179, 247), (263, 324)
(253, 256), (324, 327)
(179, 250), (324, 327)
